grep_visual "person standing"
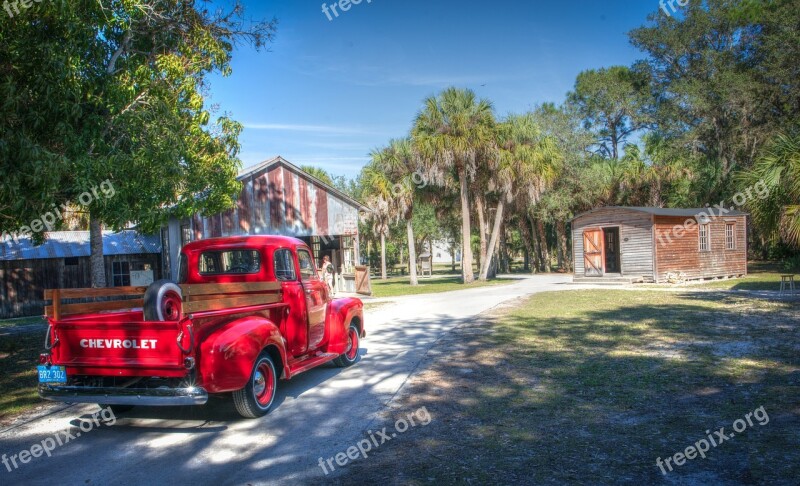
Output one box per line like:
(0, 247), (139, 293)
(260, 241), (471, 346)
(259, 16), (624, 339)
(321, 255), (335, 294)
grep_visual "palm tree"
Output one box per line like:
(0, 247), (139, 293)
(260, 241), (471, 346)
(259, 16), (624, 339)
(412, 87), (496, 284)
(363, 193), (391, 279)
(739, 132), (800, 246)
(362, 155), (394, 280)
(372, 139), (420, 285)
(481, 113), (561, 280)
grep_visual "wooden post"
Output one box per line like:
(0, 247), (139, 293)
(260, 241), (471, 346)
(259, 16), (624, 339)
(52, 289), (61, 321)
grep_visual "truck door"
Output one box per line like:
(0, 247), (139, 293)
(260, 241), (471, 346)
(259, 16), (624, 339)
(274, 248), (308, 357)
(297, 248), (328, 350)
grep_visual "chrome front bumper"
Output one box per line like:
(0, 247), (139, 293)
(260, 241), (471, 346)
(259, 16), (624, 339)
(39, 384), (208, 406)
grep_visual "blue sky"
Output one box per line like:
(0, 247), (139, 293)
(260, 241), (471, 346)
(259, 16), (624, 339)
(208, 0), (659, 178)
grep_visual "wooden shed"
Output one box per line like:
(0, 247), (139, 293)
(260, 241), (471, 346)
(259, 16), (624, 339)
(572, 207), (747, 283)
(0, 230), (162, 318)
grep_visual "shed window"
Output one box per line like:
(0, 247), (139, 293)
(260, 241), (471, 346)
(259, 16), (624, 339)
(699, 224), (711, 252)
(112, 261), (131, 287)
(64, 257), (79, 266)
(726, 223), (736, 250)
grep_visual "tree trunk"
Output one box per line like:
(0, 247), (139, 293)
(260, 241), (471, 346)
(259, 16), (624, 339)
(520, 217), (533, 273)
(480, 199), (504, 281)
(406, 218), (418, 286)
(499, 226), (508, 274)
(89, 213), (106, 287)
(459, 170), (474, 284)
(536, 219), (551, 273)
(556, 220), (570, 272)
(529, 216), (542, 272)
(475, 194), (488, 274)
(380, 231), (387, 280)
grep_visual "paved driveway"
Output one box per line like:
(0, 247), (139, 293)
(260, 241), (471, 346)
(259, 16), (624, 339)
(0, 274), (579, 485)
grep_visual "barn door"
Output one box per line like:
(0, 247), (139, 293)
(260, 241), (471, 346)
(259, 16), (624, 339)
(583, 228), (604, 277)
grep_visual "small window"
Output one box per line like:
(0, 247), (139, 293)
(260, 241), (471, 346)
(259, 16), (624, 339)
(64, 257), (79, 266)
(181, 224), (192, 247)
(699, 224), (711, 252)
(112, 261), (131, 287)
(297, 249), (316, 281)
(199, 250), (261, 275)
(274, 249), (297, 281)
(726, 223), (736, 250)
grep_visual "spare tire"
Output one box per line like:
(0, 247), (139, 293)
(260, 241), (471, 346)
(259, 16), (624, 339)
(143, 280), (183, 321)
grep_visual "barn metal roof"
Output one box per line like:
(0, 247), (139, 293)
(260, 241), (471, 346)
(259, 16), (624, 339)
(0, 231), (161, 261)
(240, 156), (369, 211)
(573, 206), (748, 221)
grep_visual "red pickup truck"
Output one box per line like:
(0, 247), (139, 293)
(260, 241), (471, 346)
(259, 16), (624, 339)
(37, 236), (364, 418)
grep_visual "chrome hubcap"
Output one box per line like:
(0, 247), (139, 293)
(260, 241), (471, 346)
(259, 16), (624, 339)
(253, 370), (266, 396)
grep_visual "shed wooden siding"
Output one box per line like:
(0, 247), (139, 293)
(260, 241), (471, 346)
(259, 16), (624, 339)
(653, 215), (747, 281)
(0, 254), (161, 318)
(572, 209), (655, 281)
(192, 164), (357, 239)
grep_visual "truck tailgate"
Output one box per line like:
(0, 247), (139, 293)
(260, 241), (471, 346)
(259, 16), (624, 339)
(51, 319), (187, 375)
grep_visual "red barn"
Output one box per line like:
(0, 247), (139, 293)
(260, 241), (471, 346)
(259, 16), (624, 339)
(162, 156), (367, 286)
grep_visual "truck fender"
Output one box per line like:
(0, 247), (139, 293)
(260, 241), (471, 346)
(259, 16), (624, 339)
(198, 315), (288, 394)
(325, 298), (364, 355)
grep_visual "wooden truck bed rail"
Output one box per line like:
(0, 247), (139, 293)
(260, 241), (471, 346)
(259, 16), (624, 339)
(44, 281), (283, 320)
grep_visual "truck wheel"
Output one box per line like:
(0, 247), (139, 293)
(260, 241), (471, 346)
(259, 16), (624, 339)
(143, 280), (183, 321)
(233, 352), (277, 418)
(333, 324), (360, 368)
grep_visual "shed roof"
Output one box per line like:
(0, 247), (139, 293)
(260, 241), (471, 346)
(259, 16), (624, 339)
(573, 206), (748, 222)
(0, 231), (161, 261)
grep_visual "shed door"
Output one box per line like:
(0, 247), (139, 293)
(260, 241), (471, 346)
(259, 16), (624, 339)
(583, 228), (604, 277)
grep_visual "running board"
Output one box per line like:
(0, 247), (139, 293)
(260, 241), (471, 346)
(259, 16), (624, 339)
(285, 353), (339, 379)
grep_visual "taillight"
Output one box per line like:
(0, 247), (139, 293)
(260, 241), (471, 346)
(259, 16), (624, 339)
(39, 353), (51, 365)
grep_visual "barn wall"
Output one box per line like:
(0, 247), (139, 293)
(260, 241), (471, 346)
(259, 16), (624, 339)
(573, 209), (655, 280)
(189, 162), (360, 239)
(0, 254), (161, 319)
(653, 215), (747, 281)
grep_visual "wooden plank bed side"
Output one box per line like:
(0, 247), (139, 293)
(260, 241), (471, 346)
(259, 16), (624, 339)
(183, 293), (283, 313)
(180, 281), (282, 297)
(45, 299), (144, 317)
(44, 286), (148, 300)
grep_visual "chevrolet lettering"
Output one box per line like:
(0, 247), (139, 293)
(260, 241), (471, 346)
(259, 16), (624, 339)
(79, 339), (158, 349)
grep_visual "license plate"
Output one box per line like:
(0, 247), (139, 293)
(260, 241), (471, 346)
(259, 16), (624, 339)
(37, 365), (67, 384)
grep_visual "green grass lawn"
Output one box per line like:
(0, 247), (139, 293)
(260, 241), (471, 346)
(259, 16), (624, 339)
(687, 262), (794, 292)
(369, 274), (512, 298)
(333, 289), (800, 484)
(0, 332), (43, 420)
(0, 315), (46, 328)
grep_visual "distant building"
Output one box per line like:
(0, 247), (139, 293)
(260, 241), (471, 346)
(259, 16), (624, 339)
(572, 207), (748, 283)
(0, 231), (162, 318)
(430, 239), (459, 264)
(161, 156), (368, 286)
